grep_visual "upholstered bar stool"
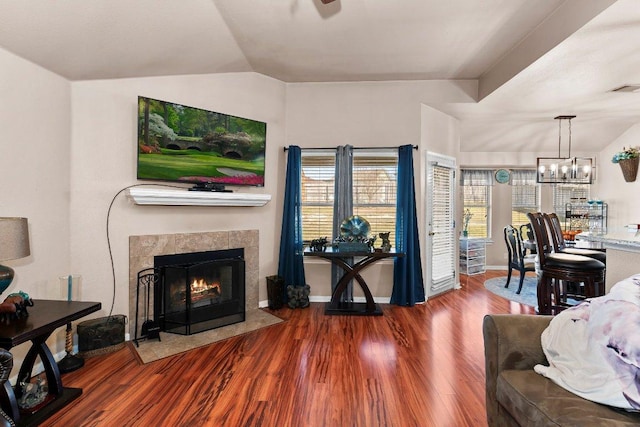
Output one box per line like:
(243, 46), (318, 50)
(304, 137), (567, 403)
(544, 212), (606, 264)
(527, 212), (606, 315)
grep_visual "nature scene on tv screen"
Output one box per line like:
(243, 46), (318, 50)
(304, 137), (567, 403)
(137, 97), (266, 186)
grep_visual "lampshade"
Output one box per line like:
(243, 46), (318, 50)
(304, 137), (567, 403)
(536, 116), (594, 184)
(0, 217), (30, 261)
(0, 217), (30, 294)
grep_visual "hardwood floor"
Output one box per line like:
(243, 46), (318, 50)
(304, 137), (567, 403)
(40, 271), (535, 427)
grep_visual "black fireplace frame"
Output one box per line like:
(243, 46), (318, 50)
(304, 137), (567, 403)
(154, 248), (245, 335)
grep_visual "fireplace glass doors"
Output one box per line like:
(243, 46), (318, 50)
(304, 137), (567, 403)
(155, 249), (245, 335)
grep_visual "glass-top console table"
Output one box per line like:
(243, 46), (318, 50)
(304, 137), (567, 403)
(304, 247), (404, 316)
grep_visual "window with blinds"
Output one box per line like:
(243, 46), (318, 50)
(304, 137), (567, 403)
(301, 152), (335, 242)
(352, 154), (397, 244)
(461, 169), (492, 238)
(553, 184), (590, 223)
(511, 170), (539, 227)
(300, 150), (398, 243)
(430, 163), (455, 287)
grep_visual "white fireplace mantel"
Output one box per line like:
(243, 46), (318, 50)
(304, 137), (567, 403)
(126, 187), (271, 207)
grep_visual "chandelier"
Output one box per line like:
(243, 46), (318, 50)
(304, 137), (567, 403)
(536, 115), (593, 184)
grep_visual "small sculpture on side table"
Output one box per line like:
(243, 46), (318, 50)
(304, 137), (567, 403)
(309, 237), (328, 252)
(367, 235), (377, 251)
(0, 291), (33, 323)
(18, 375), (48, 411)
(379, 232), (391, 252)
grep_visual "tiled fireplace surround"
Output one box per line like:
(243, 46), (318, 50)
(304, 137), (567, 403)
(128, 229), (259, 337)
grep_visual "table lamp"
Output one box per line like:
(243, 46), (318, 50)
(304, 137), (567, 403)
(0, 217), (30, 295)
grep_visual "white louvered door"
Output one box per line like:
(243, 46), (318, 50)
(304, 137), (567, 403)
(425, 152), (456, 297)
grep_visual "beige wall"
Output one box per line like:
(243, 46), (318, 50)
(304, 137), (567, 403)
(285, 81), (472, 299)
(594, 123), (640, 229)
(0, 46), (71, 363)
(421, 105), (460, 295)
(69, 73), (287, 322)
(592, 124), (640, 288)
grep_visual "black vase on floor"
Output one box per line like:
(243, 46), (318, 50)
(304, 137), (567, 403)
(266, 275), (285, 310)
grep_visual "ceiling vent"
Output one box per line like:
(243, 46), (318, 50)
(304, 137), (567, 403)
(611, 84), (640, 93)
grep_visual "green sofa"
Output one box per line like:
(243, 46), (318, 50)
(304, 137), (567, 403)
(483, 314), (640, 426)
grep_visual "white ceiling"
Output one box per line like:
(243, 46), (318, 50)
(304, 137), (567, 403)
(0, 0), (638, 154)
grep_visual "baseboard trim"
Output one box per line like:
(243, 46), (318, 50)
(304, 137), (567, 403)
(259, 295), (390, 308)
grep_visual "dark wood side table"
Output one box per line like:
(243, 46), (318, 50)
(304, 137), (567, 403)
(0, 300), (101, 427)
(304, 247), (403, 316)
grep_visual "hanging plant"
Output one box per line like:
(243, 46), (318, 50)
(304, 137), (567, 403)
(612, 146), (640, 182)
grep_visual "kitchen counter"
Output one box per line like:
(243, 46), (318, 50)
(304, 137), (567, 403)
(576, 231), (640, 251)
(577, 231), (640, 291)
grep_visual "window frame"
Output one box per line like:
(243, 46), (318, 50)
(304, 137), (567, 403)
(300, 148), (398, 245)
(461, 169), (493, 239)
(510, 169), (540, 228)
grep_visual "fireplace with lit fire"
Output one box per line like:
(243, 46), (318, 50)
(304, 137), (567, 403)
(154, 248), (245, 335)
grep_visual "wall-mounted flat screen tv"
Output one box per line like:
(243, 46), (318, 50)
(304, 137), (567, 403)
(137, 96), (266, 188)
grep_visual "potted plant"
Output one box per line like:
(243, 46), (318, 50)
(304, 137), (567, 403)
(462, 209), (473, 237)
(612, 146), (640, 182)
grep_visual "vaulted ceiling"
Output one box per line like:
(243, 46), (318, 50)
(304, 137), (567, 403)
(0, 0), (637, 154)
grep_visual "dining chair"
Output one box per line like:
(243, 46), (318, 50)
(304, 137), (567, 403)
(503, 225), (536, 294)
(519, 223), (536, 255)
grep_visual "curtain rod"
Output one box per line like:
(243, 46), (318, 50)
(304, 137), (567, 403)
(283, 145), (417, 152)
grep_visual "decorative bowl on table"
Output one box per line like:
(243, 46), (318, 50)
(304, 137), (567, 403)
(334, 216), (372, 252)
(340, 215), (370, 238)
(563, 230), (580, 241)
